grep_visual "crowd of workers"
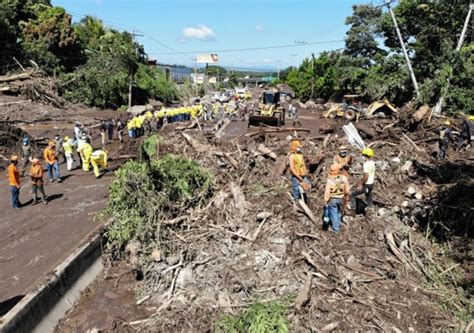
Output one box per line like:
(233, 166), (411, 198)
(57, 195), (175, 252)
(288, 140), (375, 234)
(7, 122), (112, 209)
(125, 102), (250, 138)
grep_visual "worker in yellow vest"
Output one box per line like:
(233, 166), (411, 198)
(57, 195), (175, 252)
(90, 150), (108, 178)
(289, 140), (311, 201)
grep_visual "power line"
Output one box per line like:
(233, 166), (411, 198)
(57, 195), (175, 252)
(147, 39), (346, 56)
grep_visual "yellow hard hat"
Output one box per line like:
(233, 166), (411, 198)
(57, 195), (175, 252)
(468, 115), (474, 121)
(339, 145), (348, 151)
(48, 141), (56, 148)
(64, 136), (70, 141)
(362, 148), (374, 157)
(442, 120), (451, 126)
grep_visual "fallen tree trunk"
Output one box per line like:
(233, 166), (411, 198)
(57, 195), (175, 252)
(0, 71), (33, 83)
(257, 144), (277, 160)
(271, 155), (288, 181)
(294, 274), (312, 310)
(245, 127), (310, 137)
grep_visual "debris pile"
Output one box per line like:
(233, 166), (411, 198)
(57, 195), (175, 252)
(101, 119), (471, 331)
(0, 122), (28, 169)
(0, 69), (64, 108)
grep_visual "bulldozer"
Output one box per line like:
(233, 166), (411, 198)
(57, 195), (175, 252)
(248, 91), (286, 127)
(323, 94), (363, 121)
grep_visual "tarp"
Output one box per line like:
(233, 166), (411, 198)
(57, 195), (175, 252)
(343, 122), (365, 150)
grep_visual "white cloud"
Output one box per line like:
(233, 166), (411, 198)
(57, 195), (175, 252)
(182, 25), (216, 41)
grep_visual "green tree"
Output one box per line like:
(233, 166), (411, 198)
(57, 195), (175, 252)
(61, 30), (140, 107)
(135, 64), (179, 103)
(20, 3), (79, 73)
(344, 4), (386, 58)
(0, 0), (50, 73)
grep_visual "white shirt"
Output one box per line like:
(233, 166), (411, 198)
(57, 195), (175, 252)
(363, 160), (376, 185)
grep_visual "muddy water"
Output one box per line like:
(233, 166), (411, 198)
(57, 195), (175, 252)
(55, 262), (152, 332)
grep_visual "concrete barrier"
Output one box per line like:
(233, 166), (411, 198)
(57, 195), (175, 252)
(0, 234), (103, 333)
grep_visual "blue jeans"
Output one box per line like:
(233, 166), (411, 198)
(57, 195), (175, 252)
(291, 176), (309, 200)
(10, 186), (20, 208)
(47, 161), (60, 181)
(328, 198), (343, 232)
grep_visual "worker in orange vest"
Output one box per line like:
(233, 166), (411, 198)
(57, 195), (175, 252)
(43, 141), (62, 183)
(323, 164), (350, 233)
(29, 158), (48, 205)
(333, 145), (353, 179)
(8, 155), (21, 209)
(289, 140), (310, 201)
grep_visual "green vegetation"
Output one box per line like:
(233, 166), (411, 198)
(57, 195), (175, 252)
(213, 300), (289, 333)
(0, 1), (178, 108)
(285, 0), (473, 114)
(104, 136), (212, 256)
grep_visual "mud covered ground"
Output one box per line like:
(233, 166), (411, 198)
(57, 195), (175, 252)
(0, 95), (124, 315)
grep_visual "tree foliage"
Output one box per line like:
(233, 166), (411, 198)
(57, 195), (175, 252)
(286, 0), (473, 113)
(0, 2), (179, 108)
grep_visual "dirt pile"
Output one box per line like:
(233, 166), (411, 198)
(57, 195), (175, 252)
(93, 118), (472, 332)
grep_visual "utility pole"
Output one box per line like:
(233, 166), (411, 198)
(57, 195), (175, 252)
(385, 0), (421, 99)
(433, 2), (473, 114)
(128, 30), (143, 109)
(311, 53), (315, 99)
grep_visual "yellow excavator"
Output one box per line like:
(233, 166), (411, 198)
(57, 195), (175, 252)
(323, 94), (363, 120)
(324, 95), (398, 120)
(248, 91), (286, 127)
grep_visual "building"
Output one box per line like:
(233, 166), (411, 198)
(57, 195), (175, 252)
(156, 64), (193, 83)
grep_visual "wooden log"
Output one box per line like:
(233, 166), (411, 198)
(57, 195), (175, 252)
(294, 274), (312, 310)
(0, 71), (33, 83)
(245, 127), (310, 137)
(230, 182), (248, 218)
(215, 118), (231, 138)
(412, 105), (430, 123)
(257, 144), (277, 160)
(271, 155), (288, 181)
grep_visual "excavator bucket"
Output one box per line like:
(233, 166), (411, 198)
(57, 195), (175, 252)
(366, 99), (398, 118)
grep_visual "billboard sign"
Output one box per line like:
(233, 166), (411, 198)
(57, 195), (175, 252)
(196, 54), (218, 64)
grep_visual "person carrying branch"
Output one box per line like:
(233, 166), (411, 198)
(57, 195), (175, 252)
(289, 140), (311, 201)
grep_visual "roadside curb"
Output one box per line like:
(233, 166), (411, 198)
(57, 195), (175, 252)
(0, 233), (103, 333)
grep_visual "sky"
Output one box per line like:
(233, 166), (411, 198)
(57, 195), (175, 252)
(52, 0), (371, 70)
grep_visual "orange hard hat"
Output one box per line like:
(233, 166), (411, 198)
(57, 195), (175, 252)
(290, 140), (301, 152)
(329, 164), (341, 177)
